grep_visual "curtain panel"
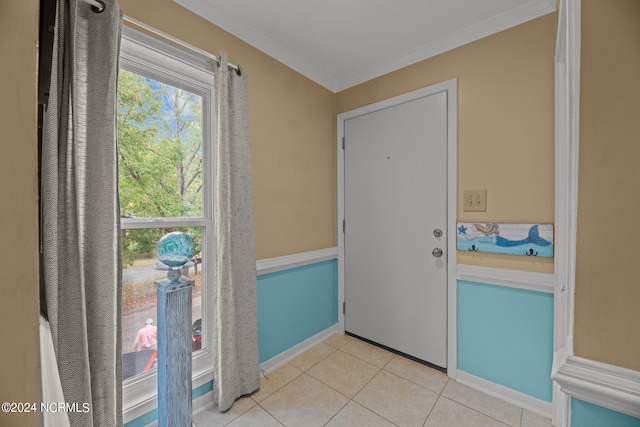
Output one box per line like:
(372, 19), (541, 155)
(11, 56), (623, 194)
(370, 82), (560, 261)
(40, 1), (123, 426)
(212, 52), (261, 412)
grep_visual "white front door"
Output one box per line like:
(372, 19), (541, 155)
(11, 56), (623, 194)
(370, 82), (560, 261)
(343, 87), (449, 368)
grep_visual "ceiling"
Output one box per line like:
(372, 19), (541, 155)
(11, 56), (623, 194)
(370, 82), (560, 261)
(173, 0), (555, 92)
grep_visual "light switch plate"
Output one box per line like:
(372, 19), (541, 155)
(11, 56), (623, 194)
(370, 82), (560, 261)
(463, 189), (487, 212)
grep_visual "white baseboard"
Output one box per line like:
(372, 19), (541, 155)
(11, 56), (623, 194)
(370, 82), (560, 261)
(553, 355), (640, 419)
(260, 324), (338, 373)
(190, 391), (214, 419)
(194, 390), (216, 414)
(456, 370), (553, 419)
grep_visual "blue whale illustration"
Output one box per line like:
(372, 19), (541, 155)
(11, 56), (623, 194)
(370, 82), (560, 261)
(495, 225), (551, 247)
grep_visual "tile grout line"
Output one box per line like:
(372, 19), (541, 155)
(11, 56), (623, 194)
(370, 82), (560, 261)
(431, 378), (448, 420)
(321, 340), (515, 427)
(254, 369), (303, 427)
(254, 366), (303, 403)
(382, 355), (449, 395)
(519, 408), (524, 427)
(319, 398), (351, 427)
(423, 392), (445, 426)
(299, 338), (401, 427)
(306, 350), (380, 398)
(333, 354), (401, 426)
(435, 395), (514, 427)
(437, 390), (518, 427)
(261, 343), (349, 427)
(290, 342), (338, 372)
(219, 399), (254, 427)
(256, 399), (286, 427)
(344, 358), (421, 426)
(215, 334), (542, 427)
(316, 338), (441, 427)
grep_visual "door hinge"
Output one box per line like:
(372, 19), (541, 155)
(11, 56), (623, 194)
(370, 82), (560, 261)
(343, 302), (345, 315)
(343, 219), (345, 233)
(342, 136), (345, 150)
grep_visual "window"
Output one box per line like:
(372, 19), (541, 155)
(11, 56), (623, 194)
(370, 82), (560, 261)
(118, 27), (215, 418)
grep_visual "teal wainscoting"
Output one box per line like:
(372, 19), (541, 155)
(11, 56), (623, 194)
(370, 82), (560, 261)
(125, 409), (157, 427)
(457, 280), (554, 402)
(571, 399), (640, 427)
(125, 258), (338, 426)
(257, 259), (338, 363)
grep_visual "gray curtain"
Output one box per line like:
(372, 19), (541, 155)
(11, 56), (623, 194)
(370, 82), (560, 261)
(41, 1), (123, 426)
(212, 52), (261, 412)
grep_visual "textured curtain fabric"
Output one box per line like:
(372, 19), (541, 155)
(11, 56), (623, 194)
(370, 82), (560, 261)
(40, 1), (123, 426)
(212, 52), (261, 412)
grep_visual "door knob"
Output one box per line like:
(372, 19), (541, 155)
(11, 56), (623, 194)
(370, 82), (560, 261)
(432, 248), (443, 258)
(433, 228), (443, 238)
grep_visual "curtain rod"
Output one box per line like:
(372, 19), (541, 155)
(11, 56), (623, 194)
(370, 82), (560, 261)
(123, 15), (240, 73)
(77, 1), (240, 73)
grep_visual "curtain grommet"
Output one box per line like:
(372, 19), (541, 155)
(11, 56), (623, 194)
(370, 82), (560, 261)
(91, 0), (106, 13)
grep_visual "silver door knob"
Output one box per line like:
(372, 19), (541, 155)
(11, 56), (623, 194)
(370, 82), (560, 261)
(432, 248), (443, 258)
(433, 228), (443, 238)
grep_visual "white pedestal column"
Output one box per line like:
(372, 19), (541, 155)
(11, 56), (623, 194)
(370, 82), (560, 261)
(155, 277), (195, 427)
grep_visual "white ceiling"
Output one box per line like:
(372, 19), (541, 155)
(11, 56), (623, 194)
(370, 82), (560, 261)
(173, 0), (555, 92)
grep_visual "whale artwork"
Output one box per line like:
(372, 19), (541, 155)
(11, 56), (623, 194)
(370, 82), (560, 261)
(456, 222), (553, 257)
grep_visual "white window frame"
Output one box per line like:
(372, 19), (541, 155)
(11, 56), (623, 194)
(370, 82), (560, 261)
(118, 26), (215, 422)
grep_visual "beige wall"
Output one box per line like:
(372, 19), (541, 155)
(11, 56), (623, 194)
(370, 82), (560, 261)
(337, 13), (558, 273)
(118, 0), (337, 260)
(0, 6), (563, 422)
(120, 0), (558, 271)
(12, 0), (633, 422)
(574, 0), (640, 371)
(0, 1), (40, 426)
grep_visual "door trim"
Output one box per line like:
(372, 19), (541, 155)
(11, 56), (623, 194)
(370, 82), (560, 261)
(551, 0), (581, 425)
(337, 79), (458, 377)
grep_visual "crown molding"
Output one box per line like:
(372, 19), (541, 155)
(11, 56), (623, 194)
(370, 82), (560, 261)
(172, 0), (339, 91)
(173, 0), (555, 93)
(336, 0), (556, 91)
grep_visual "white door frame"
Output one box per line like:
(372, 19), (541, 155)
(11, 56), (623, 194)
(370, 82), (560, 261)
(552, 0), (581, 425)
(337, 79), (458, 377)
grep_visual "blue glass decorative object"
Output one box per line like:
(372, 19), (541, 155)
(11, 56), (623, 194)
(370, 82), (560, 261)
(156, 231), (195, 269)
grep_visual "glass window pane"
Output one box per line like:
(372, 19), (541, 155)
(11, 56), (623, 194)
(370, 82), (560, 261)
(118, 69), (204, 218)
(121, 227), (204, 382)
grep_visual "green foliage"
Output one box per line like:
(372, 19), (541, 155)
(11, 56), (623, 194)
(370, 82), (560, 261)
(117, 69), (204, 266)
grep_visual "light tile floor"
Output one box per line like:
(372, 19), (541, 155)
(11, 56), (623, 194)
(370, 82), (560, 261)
(194, 334), (553, 427)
